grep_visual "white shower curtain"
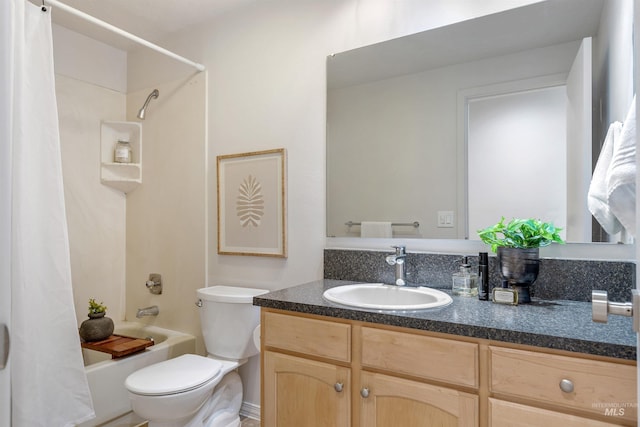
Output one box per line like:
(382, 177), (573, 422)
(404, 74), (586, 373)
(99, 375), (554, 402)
(8, 1), (95, 425)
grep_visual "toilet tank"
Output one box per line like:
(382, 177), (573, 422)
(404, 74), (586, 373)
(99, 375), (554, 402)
(196, 286), (268, 360)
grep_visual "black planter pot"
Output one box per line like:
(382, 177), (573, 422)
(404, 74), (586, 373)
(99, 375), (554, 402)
(497, 247), (540, 303)
(79, 312), (114, 342)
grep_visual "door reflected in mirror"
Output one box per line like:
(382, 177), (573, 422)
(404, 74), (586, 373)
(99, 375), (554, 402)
(467, 85), (568, 241)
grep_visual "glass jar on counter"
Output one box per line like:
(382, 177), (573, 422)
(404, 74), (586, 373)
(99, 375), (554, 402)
(114, 140), (132, 163)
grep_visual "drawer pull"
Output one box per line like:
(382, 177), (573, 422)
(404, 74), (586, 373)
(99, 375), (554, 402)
(559, 378), (574, 393)
(334, 382), (343, 392)
(360, 387), (370, 398)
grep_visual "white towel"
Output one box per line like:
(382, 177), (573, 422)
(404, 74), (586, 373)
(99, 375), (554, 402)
(607, 95), (636, 238)
(360, 221), (393, 238)
(588, 121), (623, 234)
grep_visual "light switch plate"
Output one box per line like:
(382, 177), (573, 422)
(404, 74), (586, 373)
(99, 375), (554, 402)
(437, 211), (455, 228)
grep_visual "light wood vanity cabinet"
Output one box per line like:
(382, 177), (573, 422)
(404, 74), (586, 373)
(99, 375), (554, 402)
(262, 310), (478, 426)
(261, 309), (636, 427)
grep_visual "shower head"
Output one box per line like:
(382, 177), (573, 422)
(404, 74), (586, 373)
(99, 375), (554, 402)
(137, 89), (159, 120)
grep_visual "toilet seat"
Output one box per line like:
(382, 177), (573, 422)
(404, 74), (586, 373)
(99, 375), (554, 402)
(126, 354), (223, 396)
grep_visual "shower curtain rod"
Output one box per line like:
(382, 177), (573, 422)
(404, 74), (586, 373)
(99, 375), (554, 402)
(44, 0), (206, 72)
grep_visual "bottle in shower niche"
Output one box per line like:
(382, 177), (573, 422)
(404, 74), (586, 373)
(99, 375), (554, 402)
(452, 256), (478, 296)
(114, 140), (132, 163)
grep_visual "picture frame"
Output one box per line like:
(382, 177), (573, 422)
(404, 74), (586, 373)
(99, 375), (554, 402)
(217, 148), (287, 257)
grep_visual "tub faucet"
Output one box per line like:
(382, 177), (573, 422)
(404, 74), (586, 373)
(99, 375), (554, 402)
(385, 245), (407, 286)
(136, 305), (159, 318)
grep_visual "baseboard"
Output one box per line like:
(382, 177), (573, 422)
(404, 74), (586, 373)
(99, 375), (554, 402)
(240, 401), (260, 421)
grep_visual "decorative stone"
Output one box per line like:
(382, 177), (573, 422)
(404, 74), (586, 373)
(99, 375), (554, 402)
(79, 312), (114, 342)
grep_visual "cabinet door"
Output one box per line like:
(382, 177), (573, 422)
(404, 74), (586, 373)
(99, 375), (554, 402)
(263, 351), (350, 427)
(359, 371), (478, 427)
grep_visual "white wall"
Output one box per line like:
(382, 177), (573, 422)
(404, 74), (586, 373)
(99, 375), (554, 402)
(125, 74), (207, 354)
(52, 24), (127, 93)
(125, 0), (543, 411)
(53, 27), (128, 325)
(128, 0), (542, 289)
(56, 75), (127, 325)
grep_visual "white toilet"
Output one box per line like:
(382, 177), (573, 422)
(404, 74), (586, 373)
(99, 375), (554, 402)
(125, 285), (268, 427)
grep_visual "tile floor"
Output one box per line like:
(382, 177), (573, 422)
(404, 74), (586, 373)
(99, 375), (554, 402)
(134, 417), (259, 427)
(240, 417), (261, 427)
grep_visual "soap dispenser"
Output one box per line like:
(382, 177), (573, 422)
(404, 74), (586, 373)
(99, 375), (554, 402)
(452, 256), (478, 297)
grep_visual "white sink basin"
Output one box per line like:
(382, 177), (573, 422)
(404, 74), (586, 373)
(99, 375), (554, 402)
(323, 283), (452, 311)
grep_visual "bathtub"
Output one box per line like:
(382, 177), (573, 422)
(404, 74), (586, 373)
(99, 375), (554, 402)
(79, 321), (196, 427)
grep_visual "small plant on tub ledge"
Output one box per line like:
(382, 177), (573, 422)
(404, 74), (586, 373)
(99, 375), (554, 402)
(79, 298), (114, 342)
(477, 217), (565, 303)
(88, 298), (107, 316)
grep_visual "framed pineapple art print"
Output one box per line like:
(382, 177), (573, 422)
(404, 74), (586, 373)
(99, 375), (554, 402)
(217, 148), (287, 257)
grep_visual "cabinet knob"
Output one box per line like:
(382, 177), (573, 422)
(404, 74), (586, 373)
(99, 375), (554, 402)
(559, 378), (574, 393)
(334, 382), (343, 392)
(360, 387), (370, 398)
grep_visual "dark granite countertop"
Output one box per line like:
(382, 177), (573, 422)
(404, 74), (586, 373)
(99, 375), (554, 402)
(254, 279), (636, 361)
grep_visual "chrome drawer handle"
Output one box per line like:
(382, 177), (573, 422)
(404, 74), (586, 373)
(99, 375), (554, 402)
(334, 382), (343, 392)
(559, 378), (574, 393)
(360, 387), (370, 398)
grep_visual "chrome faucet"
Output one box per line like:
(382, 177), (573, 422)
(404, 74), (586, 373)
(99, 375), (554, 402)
(136, 305), (159, 318)
(385, 245), (407, 286)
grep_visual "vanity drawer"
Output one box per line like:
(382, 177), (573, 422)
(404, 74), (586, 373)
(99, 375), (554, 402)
(262, 311), (351, 363)
(489, 398), (626, 427)
(490, 346), (636, 421)
(361, 327), (478, 388)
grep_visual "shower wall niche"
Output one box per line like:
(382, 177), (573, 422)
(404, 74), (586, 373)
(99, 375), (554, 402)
(100, 121), (142, 193)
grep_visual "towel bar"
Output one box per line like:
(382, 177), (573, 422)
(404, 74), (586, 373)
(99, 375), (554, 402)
(345, 221), (420, 228)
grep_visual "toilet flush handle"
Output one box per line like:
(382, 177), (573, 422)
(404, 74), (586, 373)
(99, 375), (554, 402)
(195, 299), (203, 308)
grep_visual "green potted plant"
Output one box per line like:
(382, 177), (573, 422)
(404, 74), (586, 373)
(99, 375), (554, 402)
(79, 298), (114, 342)
(88, 298), (107, 317)
(477, 217), (565, 303)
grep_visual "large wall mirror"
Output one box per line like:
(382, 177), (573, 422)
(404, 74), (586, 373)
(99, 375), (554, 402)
(326, 0), (634, 244)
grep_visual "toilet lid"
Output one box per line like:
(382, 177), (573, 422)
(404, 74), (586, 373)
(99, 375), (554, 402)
(125, 354), (222, 396)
